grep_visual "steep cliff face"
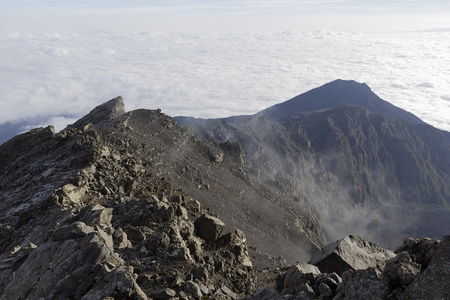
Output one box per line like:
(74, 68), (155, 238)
(176, 80), (450, 247)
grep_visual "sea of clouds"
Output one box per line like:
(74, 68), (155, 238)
(1, 29), (450, 134)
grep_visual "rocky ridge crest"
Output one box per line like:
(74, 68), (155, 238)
(0, 97), (320, 299)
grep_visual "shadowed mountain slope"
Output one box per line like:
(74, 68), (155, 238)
(175, 80), (450, 248)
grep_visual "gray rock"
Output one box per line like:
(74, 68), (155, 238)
(0, 230), (145, 300)
(340, 266), (390, 300)
(126, 226), (146, 244)
(221, 285), (238, 300)
(395, 236), (441, 269)
(197, 281), (210, 295)
(184, 280), (203, 299)
(283, 262), (321, 292)
(85, 204), (113, 228)
(247, 286), (278, 300)
(308, 235), (395, 275)
(186, 237), (203, 261)
(150, 288), (177, 299)
(314, 274), (338, 291)
(195, 214), (225, 242)
(171, 276), (185, 288)
(112, 227), (130, 249)
(383, 251), (420, 287)
(211, 289), (231, 300)
(318, 283), (333, 299)
(296, 283), (316, 299)
(81, 266), (148, 300)
(328, 272), (342, 284)
(399, 235), (450, 300)
(53, 221), (94, 240)
(278, 294), (295, 300)
(67, 96), (125, 130)
(219, 229), (252, 267)
(192, 266), (209, 282)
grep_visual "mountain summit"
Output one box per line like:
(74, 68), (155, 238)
(256, 79), (425, 123)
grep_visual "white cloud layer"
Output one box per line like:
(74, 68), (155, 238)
(1, 27), (450, 133)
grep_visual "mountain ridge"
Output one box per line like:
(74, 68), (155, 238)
(175, 80), (450, 247)
(1, 90), (449, 299)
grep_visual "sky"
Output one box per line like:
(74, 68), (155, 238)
(1, 0), (450, 136)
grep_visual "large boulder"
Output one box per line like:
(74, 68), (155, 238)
(308, 235), (395, 275)
(195, 214), (225, 242)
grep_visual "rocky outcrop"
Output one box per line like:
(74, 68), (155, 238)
(308, 235), (395, 275)
(67, 96), (126, 130)
(399, 235), (450, 300)
(0, 125), (55, 164)
(0, 99), (261, 299)
(248, 235), (449, 300)
(394, 236), (441, 269)
(0, 166), (256, 299)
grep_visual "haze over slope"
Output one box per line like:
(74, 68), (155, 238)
(176, 80), (450, 247)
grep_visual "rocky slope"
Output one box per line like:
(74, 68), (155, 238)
(0, 97), (326, 299)
(175, 80), (450, 247)
(1, 93), (449, 299)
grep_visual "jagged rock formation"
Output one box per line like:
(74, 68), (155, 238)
(175, 80), (450, 247)
(0, 97), (325, 299)
(247, 235), (449, 300)
(308, 235), (395, 276)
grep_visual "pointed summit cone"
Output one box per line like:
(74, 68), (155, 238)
(66, 96), (125, 130)
(257, 79), (424, 124)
